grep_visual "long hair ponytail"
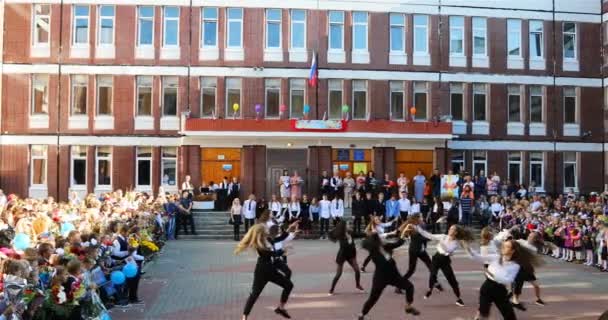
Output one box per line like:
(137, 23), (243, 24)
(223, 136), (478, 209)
(509, 239), (544, 274)
(234, 224), (267, 255)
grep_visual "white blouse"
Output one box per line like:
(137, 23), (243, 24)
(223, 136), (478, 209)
(416, 226), (461, 256)
(468, 250), (520, 286)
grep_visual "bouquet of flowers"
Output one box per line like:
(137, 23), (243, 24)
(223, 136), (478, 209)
(138, 240), (159, 257)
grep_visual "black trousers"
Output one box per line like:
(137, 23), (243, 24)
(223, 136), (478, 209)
(127, 261), (142, 301)
(479, 279), (517, 320)
(243, 266), (294, 316)
(330, 258), (361, 293)
(362, 254), (372, 269)
(429, 253), (460, 298)
(513, 269), (536, 296)
(403, 250), (433, 279)
(353, 216), (363, 235)
(362, 274), (414, 315)
(320, 218), (330, 235)
(179, 213), (195, 234)
(244, 218), (255, 232)
(233, 223), (241, 240)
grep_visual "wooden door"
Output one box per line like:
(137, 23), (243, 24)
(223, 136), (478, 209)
(267, 167), (285, 198)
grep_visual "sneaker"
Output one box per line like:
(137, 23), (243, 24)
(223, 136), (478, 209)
(405, 307), (421, 316)
(512, 303), (527, 311)
(356, 285), (365, 292)
(360, 267), (367, 273)
(455, 299), (465, 307)
(424, 290), (432, 300)
(435, 283), (444, 292)
(274, 307), (291, 319)
(357, 314), (365, 320)
(535, 299), (546, 306)
(129, 299), (144, 305)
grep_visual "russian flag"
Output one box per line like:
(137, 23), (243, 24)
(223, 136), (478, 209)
(308, 51), (318, 87)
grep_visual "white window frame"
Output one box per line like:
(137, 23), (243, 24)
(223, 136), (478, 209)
(137, 6), (154, 46)
(290, 9), (306, 50)
(289, 79), (306, 119)
(352, 11), (368, 51)
(70, 146), (87, 188)
(472, 151), (487, 176)
(31, 74), (49, 115)
(97, 5), (115, 46)
(95, 146), (112, 188)
(328, 79), (343, 120)
(529, 20), (543, 59)
(161, 76), (178, 117)
(507, 19), (523, 69)
(32, 4), (51, 46)
(529, 86), (544, 123)
(225, 7), (244, 61)
(507, 151), (523, 185)
(413, 81), (428, 121)
(449, 83), (464, 121)
(162, 6), (179, 47)
(449, 16), (464, 56)
(389, 13), (406, 65)
(451, 150), (465, 174)
(413, 15), (429, 66)
(226, 8), (243, 48)
(200, 77), (217, 118)
(161, 147), (178, 188)
(72, 5), (89, 46)
(529, 152), (544, 191)
(563, 87), (580, 136)
(563, 22), (577, 60)
(96, 75), (113, 116)
(30, 145), (47, 187)
(225, 78), (242, 118)
(328, 11), (345, 51)
(265, 79), (281, 118)
(472, 17), (488, 68)
(70, 75), (88, 116)
(136, 147), (153, 190)
(352, 80), (367, 120)
(507, 84), (524, 135)
(389, 81), (405, 121)
(136, 76), (153, 117)
(201, 7), (218, 48)
(563, 152), (578, 191)
(265, 8), (282, 49)
(472, 83), (487, 122)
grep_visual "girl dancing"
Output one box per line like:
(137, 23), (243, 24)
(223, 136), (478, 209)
(510, 231), (546, 310)
(328, 220), (364, 295)
(361, 216), (396, 272)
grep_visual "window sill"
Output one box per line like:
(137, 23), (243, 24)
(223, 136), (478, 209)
(563, 123), (580, 136)
(413, 53), (430, 66)
(30, 45), (50, 58)
(29, 114), (49, 129)
(160, 116), (179, 131)
(95, 45), (115, 59)
(94, 116), (114, 130)
(472, 56), (489, 68)
(135, 45), (155, 60)
(94, 186), (112, 195)
(160, 46), (181, 60)
(161, 185), (178, 193)
(563, 59), (579, 72)
(452, 120), (467, 134)
(68, 116), (89, 129)
(472, 121), (489, 135)
(134, 116), (154, 130)
(507, 122), (524, 136)
(529, 58), (545, 70)
(507, 57), (524, 69)
(264, 48), (283, 62)
(289, 49), (307, 62)
(70, 186), (87, 199)
(199, 47), (219, 61)
(70, 45), (90, 59)
(352, 51), (370, 64)
(224, 47), (244, 61)
(529, 122), (546, 136)
(449, 55), (466, 67)
(327, 50), (346, 64)
(136, 186), (153, 193)
(389, 52), (407, 65)
(563, 187), (579, 194)
(29, 186), (48, 198)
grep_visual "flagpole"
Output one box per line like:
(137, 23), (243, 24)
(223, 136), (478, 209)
(315, 51), (319, 120)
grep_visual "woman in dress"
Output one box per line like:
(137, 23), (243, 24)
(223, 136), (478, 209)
(230, 198), (243, 241)
(328, 220), (364, 294)
(413, 170), (426, 203)
(279, 170), (291, 199)
(289, 170), (304, 199)
(356, 171), (367, 193)
(343, 172), (356, 209)
(397, 172), (409, 195)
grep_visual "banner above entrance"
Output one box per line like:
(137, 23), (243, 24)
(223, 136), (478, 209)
(291, 119), (347, 131)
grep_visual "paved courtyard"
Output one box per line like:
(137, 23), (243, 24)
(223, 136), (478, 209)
(112, 239), (608, 320)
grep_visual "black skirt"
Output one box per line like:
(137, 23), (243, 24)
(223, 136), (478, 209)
(232, 215), (242, 225)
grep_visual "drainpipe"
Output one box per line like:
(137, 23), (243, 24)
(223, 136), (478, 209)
(56, 0), (65, 199)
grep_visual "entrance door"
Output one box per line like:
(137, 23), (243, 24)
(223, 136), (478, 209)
(268, 167), (285, 198)
(265, 149), (307, 198)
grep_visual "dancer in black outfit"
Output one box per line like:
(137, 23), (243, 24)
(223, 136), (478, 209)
(357, 232), (420, 320)
(235, 221), (299, 320)
(328, 220), (364, 294)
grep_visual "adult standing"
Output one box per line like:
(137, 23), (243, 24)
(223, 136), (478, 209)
(230, 198), (243, 241)
(243, 194), (257, 232)
(343, 172), (356, 209)
(397, 172), (409, 195)
(178, 190), (196, 235)
(228, 177), (241, 205)
(356, 171), (367, 194)
(289, 170), (304, 199)
(181, 175), (194, 198)
(398, 191), (411, 222)
(366, 171), (378, 196)
(216, 177), (230, 211)
(475, 170), (487, 199)
(320, 170), (331, 196)
(279, 170), (291, 199)
(460, 185), (474, 227)
(330, 171), (343, 199)
(352, 192), (366, 236)
(413, 170), (426, 203)
(430, 169), (441, 198)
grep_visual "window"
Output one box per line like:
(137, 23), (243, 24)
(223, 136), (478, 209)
(529, 20), (543, 58)
(96, 76), (112, 115)
(508, 85), (521, 122)
(71, 146), (87, 186)
(72, 5), (89, 45)
(472, 17), (487, 56)
(328, 79), (343, 119)
(138, 6), (154, 45)
(563, 152), (577, 189)
(265, 79), (281, 118)
(449, 16), (464, 55)
(266, 9), (281, 49)
(529, 86), (543, 123)
(96, 146), (111, 186)
(71, 75), (88, 116)
(162, 147), (177, 186)
(529, 152), (544, 190)
(136, 147), (152, 187)
(162, 77), (178, 117)
(450, 83), (463, 121)
(163, 7), (179, 47)
(413, 15), (428, 54)
(289, 79), (305, 118)
(390, 81), (404, 120)
(507, 19), (521, 56)
(33, 4), (50, 45)
(352, 12), (368, 51)
(328, 11), (344, 50)
(352, 80), (367, 119)
(473, 84), (486, 121)
(136, 76), (153, 116)
(563, 87), (577, 124)
(451, 151), (465, 174)
(226, 78), (241, 118)
(290, 10), (306, 49)
(201, 8), (218, 47)
(389, 13), (405, 52)
(563, 22), (576, 59)
(227, 8), (243, 48)
(508, 152), (522, 184)
(31, 75), (49, 115)
(200, 77), (216, 118)
(31, 145), (47, 186)
(98, 5), (114, 45)
(413, 82), (427, 121)
(472, 151), (487, 176)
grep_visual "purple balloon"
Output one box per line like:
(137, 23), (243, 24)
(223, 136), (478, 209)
(255, 104), (262, 113)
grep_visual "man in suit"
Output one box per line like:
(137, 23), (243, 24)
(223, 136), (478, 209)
(243, 194), (257, 232)
(216, 177), (229, 211)
(227, 177), (240, 206)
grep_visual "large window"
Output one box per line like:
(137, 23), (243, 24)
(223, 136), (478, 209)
(290, 10), (306, 49)
(162, 147), (177, 187)
(162, 77), (178, 117)
(201, 8), (218, 47)
(472, 17), (487, 56)
(563, 152), (577, 190)
(31, 145), (47, 186)
(163, 6), (179, 47)
(71, 75), (88, 116)
(390, 81), (404, 120)
(450, 83), (463, 121)
(473, 84), (487, 121)
(138, 6), (154, 46)
(226, 78), (241, 118)
(563, 87), (577, 124)
(451, 151), (465, 174)
(96, 146), (111, 186)
(413, 15), (428, 54)
(508, 85), (521, 122)
(289, 79), (305, 118)
(96, 76), (112, 115)
(227, 8), (243, 48)
(508, 152), (522, 184)
(73, 5), (89, 45)
(529, 20), (543, 59)
(563, 22), (576, 59)
(137, 76), (153, 116)
(33, 4), (51, 45)
(529, 152), (544, 190)
(507, 19), (521, 57)
(328, 79), (342, 119)
(200, 77), (216, 118)
(71, 146), (87, 187)
(529, 86), (543, 123)
(449, 16), (464, 55)
(390, 13), (405, 52)
(98, 5), (114, 45)
(136, 147), (152, 187)
(352, 80), (367, 120)
(31, 74), (49, 115)
(472, 151), (487, 176)
(413, 82), (427, 121)
(265, 79), (281, 118)
(328, 11), (344, 50)
(352, 12), (368, 51)
(266, 9), (281, 49)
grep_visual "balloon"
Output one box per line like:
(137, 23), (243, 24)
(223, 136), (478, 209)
(303, 104), (311, 114)
(279, 104), (287, 113)
(232, 103), (240, 112)
(254, 104), (262, 113)
(13, 233), (30, 251)
(341, 105), (349, 113)
(111, 271), (126, 285)
(409, 106), (417, 116)
(61, 222), (75, 236)
(101, 313), (112, 320)
(123, 262), (138, 278)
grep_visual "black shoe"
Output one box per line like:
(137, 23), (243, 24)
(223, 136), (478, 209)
(435, 283), (444, 292)
(357, 315), (365, 320)
(424, 290), (432, 299)
(455, 299), (465, 307)
(360, 267), (366, 273)
(405, 307), (420, 316)
(535, 299), (546, 306)
(394, 288), (404, 294)
(507, 291), (513, 299)
(512, 303), (527, 311)
(274, 307), (291, 319)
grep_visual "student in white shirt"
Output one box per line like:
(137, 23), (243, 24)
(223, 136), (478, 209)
(288, 196), (301, 221)
(243, 194), (257, 232)
(269, 194), (282, 217)
(276, 197), (290, 224)
(319, 194), (332, 239)
(330, 196), (344, 225)
(398, 192), (411, 221)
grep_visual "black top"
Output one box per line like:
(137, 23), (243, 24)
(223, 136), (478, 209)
(374, 200), (386, 217)
(336, 232), (357, 263)
(300, 201), (310, 218)
(409, 231), (428, 253)
(362, 237), (405, 280)
(447, 206), (459, 224)
(352, 198), (366, 217)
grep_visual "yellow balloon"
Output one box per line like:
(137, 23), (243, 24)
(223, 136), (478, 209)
(232, 103), (240, 111)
